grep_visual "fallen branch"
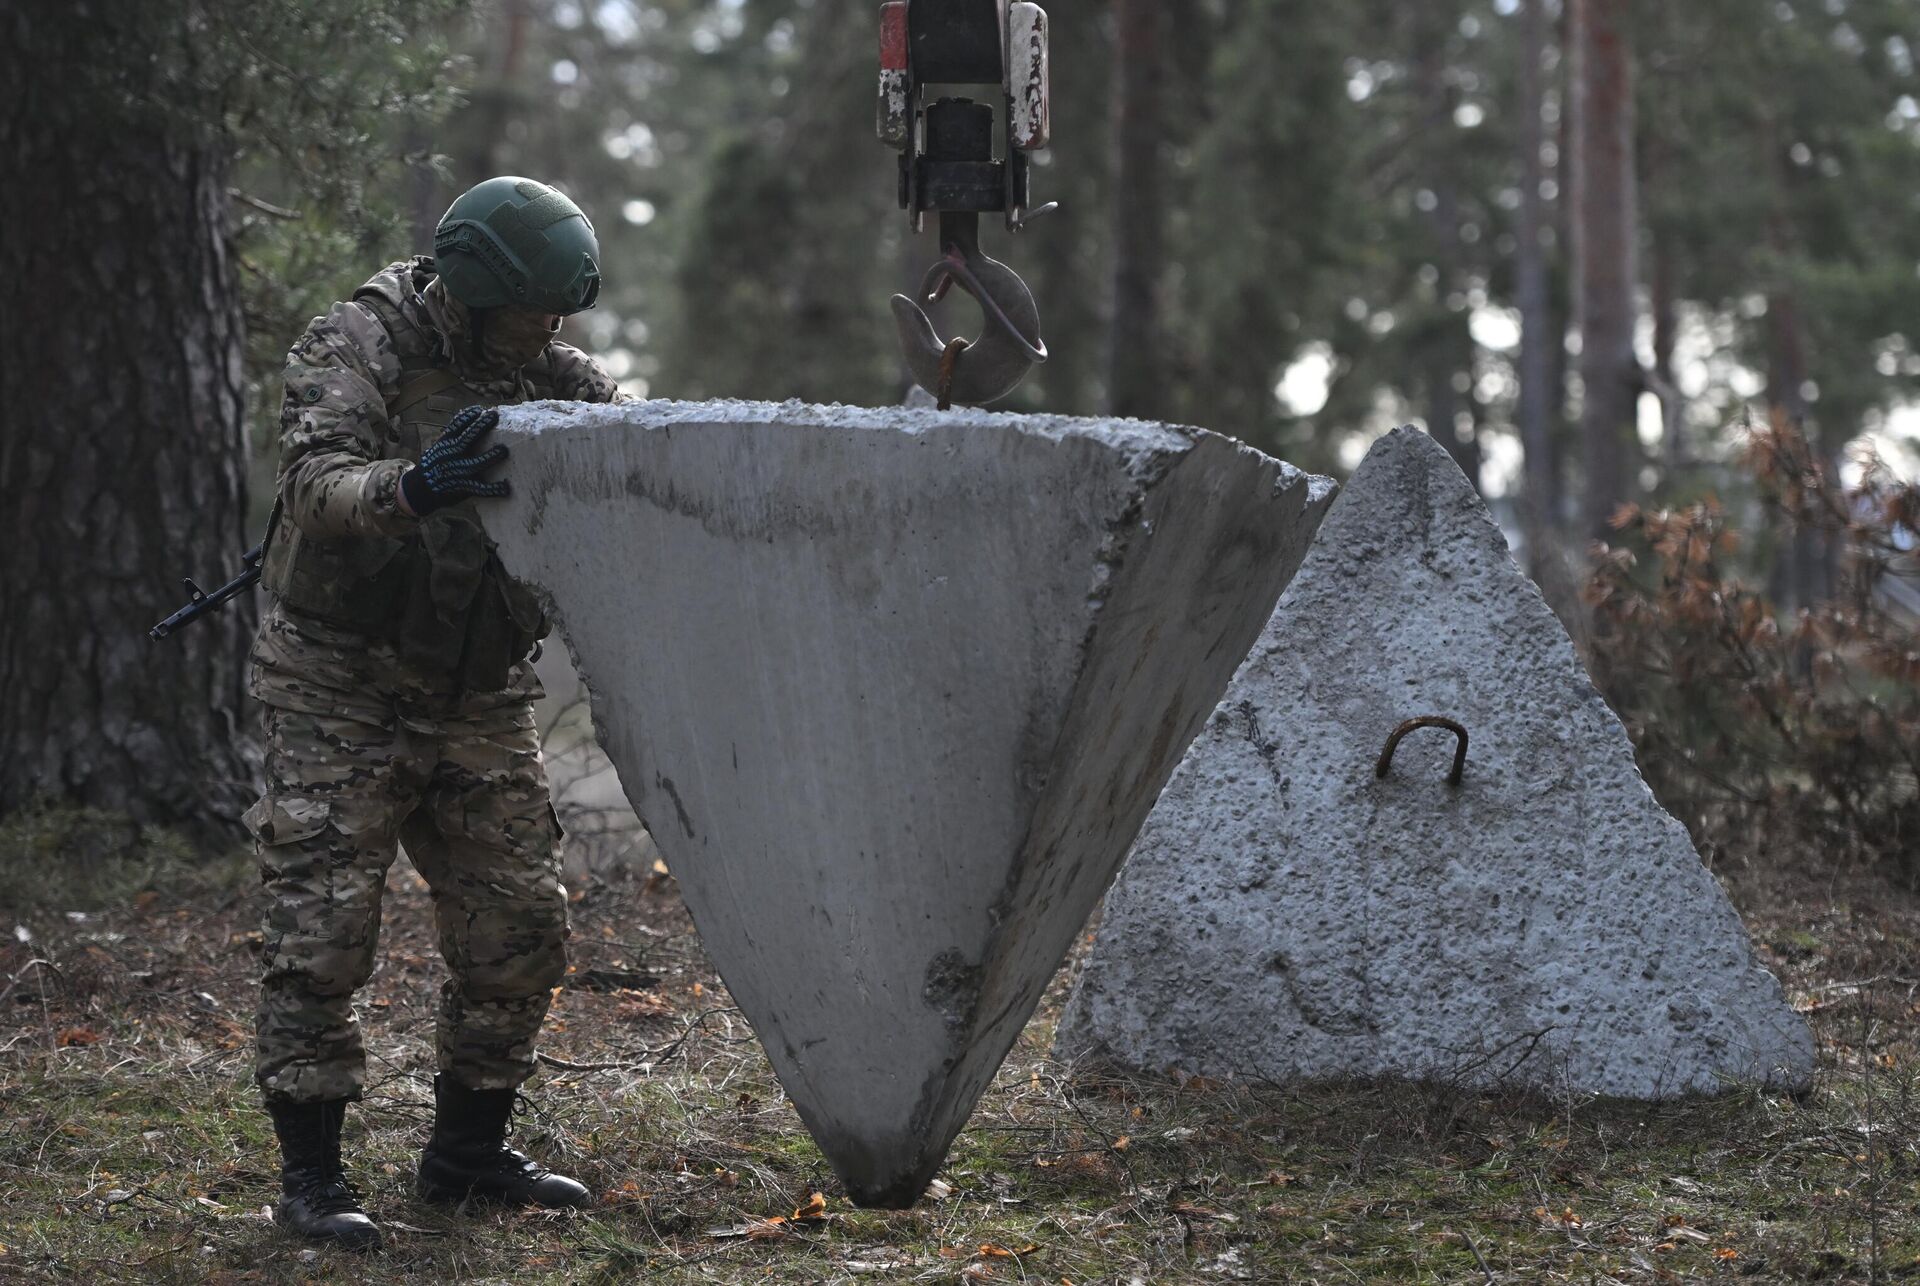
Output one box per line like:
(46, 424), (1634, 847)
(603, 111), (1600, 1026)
(1455, 1227), (1495, 1283)
(227, 188), (302, 219)
(0, 957), (67, 1006)
(1441, 1026), (1556, 1087)
(535, 1052), (632, 1074)
(537, 1006), (743, 1076)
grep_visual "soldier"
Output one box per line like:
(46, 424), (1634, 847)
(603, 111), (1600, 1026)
(243, 176), (622, 1250)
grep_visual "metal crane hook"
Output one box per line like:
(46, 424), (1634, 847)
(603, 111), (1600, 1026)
(892, 213), (1047, 407)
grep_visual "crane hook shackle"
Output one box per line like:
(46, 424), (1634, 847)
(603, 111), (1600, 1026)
(893, 212), (1047, 408)
(878, 1), (1053, 406)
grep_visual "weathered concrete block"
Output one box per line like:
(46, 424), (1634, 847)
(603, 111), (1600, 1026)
(1056, 426), (1814, 1099)
(482, 399), (1334, 1205)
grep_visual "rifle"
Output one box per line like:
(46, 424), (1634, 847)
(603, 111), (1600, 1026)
(149, 542), (264, 641)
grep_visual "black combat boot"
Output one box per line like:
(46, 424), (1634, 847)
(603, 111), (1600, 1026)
(416, 1074), (591, 1209)
(265, 1098), (383, 1251)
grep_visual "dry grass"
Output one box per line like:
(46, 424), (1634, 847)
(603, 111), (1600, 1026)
(4, 855), (1920, 1284)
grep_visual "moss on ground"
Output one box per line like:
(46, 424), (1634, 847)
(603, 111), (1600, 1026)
(0, 803), (245, 915)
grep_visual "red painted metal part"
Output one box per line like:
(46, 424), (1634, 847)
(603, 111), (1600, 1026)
(879, 1), (909, 71)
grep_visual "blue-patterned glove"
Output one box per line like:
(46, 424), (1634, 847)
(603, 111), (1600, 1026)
(399, 406), (509, 516)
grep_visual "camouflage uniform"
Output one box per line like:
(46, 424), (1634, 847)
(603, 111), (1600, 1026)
(245, 257), (620, 1103)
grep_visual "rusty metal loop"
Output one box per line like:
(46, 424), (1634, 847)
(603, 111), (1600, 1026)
(1374, 716), (1469, 788)
(891, 213), (1046, 407)
(935, 336), (968, 410)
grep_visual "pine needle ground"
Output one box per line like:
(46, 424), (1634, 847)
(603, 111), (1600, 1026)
(3, 856), (1916, 1284)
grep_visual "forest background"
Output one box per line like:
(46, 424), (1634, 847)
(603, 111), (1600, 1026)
(0, 0), (1916, 899)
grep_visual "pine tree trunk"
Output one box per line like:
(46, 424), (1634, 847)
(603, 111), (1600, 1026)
(1643, 108), (1684, 473)
(460, 0), (531, 186)
(1550, 11), (1576, 512)
(1515, 0), (1560, 536)
(1107, 0), (1165, 419)
(1650, 227), (1682, 466)
(405, 120), (445, 256)
(1768, 281), (1820, 610)
(1568, 0), (1641, 538)
(0, 6), (257, 844)
(1761, 135), (1830, 612)
(1413, 11), (1481, 491)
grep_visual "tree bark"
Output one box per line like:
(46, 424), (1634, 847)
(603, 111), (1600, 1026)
(460, 0), (531, 186)
(1768, 289), (1819, 608)
(1515, 0), (1559, 535)
(0, 6), (257, 843)
(1766, 253), (1820, 610)
(1024, 0), (1111, 417)
(405, 120), (444, 257)
(1755, 113), (1829, 612)
(1107, 0), (1165, 419)
(1648, 224), (1682, 467)
(1568, 0), (1641, 539)
(1412, 9), (1481, 492)
(1641, 98), (1685, 474)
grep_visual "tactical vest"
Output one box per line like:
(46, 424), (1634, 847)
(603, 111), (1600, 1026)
(260, 286), (545, 692)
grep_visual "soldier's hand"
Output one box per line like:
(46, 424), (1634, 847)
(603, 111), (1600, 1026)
(399, 406), (510, 517)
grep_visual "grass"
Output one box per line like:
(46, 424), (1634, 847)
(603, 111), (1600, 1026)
(0, 803), (245, 917)
(4, 855), (1920, 1283)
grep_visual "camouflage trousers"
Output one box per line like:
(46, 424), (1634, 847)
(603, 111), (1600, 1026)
(244, 604), (568, 1103)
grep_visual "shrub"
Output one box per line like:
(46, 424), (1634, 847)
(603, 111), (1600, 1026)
(1583, 417), (1920, 876)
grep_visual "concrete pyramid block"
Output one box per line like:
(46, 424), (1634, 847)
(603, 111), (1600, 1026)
(1056, 426), (1814, 1099)
(481, 399), (1335, 1205)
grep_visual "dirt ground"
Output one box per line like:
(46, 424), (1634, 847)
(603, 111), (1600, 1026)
(3, 853), (1918, 1284)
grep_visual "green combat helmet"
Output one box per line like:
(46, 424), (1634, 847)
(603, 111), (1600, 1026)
(434, 176), (602, 314)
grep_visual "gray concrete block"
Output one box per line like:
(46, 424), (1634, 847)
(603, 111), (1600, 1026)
(480, 399), (1335, 1205)
(1056, 425), (1814, 1099)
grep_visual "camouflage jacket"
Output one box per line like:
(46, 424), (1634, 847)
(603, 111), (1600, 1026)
(257, 258), (623, 691)
(273, 256), (621, 540)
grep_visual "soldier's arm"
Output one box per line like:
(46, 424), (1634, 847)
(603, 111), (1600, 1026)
(547, 342), (633, 404)
(277, 302), (415, 538)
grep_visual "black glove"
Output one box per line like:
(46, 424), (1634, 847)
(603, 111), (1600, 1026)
(400, 406), (509, 517)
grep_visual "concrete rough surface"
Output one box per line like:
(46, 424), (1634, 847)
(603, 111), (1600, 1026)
(480, 398), (1335, 1205)
(1056, 426), (1815, 1099)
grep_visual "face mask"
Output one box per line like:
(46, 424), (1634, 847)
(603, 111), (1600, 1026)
(480, 306), (561, 369)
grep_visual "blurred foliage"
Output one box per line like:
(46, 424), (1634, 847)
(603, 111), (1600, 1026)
(78, 1), (478, 524)
(79, 3), (470, 379)
(665, 0), (904, 402)
(399, 0), (1918, 489)
(213, 2), (473, 521)
(1639, 0), (1920, 454)
(1586, 419), (1920, 875)
(107, 0), (1909, 498)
